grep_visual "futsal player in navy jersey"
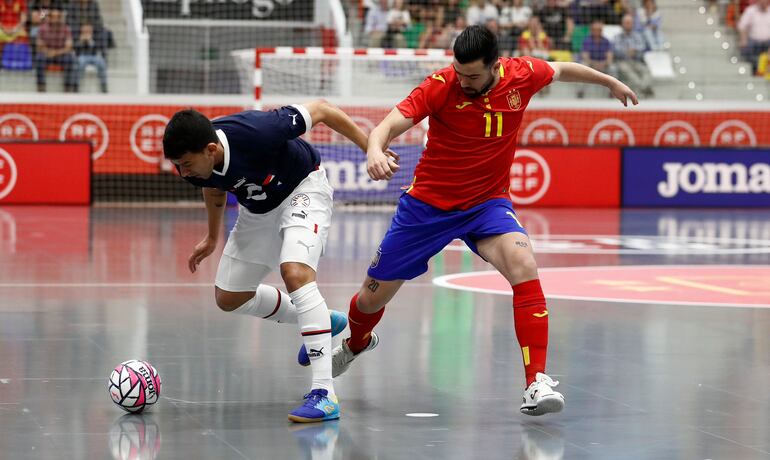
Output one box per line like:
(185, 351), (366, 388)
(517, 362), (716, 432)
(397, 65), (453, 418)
(162, 100), (383, 423)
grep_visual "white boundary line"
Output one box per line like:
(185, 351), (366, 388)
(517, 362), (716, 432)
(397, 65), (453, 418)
(442, 234), (770, 255)
(432, 265), (770, 308)
(0, 282), (434, 288)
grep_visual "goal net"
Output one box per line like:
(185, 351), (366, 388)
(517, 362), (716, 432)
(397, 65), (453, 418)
(232, 47), (454, 204)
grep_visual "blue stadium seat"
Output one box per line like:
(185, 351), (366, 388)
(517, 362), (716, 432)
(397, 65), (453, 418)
(1, 42), (33, 71)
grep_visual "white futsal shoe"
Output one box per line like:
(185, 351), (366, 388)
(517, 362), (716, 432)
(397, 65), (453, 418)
(331, 332), (379, 378)
(520, 373), (565, 416)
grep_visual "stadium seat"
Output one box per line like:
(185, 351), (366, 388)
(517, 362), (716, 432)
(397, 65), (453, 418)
(1, 42), (32, 71)
(643, 50), (675, 79)
(602, 25), (623, 42)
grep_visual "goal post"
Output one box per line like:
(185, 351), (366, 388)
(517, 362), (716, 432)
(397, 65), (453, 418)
(240, 46), (455, 204)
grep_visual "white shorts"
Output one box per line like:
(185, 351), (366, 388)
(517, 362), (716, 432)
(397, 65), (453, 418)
(215, 168), (333, 292)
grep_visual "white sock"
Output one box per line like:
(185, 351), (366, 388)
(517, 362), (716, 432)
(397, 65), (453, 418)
(232, 284), (297, 324)
(290, 281), (334, 396)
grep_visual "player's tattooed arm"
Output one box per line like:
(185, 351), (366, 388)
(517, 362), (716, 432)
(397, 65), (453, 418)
(367, 279), (380, 293)
(515, 241), (529, 248)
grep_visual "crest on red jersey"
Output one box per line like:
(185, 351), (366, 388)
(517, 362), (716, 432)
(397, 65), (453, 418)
(507, 89), (522, 111)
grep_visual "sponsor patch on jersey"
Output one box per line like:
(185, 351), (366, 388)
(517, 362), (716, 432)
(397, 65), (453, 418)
(290, 193), (310, 207)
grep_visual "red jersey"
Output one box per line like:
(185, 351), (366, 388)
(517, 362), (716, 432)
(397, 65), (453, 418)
(396, 57), (554, 210)
(0, 0), (26, 29)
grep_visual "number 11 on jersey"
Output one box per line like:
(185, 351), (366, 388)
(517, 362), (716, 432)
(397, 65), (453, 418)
(483, 112), (503, 137)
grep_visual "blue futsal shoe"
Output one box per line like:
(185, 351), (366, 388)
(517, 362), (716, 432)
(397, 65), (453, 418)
(297, 310), (348, 366)
(288, 389), (340, 423)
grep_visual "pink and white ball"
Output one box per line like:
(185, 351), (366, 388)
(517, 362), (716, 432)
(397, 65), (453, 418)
(108, 360), (161, 413)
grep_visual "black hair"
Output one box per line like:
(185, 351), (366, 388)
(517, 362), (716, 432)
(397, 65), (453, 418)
(162, 109), (217, 160)
(453, 25), (499, 66)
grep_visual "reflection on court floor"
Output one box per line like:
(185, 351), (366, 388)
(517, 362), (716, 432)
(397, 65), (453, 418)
(1, 206), (770, 459)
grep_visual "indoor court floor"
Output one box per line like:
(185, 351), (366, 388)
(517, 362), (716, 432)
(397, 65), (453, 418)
(1, 205), (769, 460)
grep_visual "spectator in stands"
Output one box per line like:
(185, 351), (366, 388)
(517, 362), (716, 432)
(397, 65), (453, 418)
(500, 0), (533, 36)
(75, 22), (106, 92)
(442, 0), (464, 26)
(571, 0), (616, 27)
(445, 14), (467, 48)
(537, 0), (574, 50)
(364, 0), (389, 47)
(404, 5), (427, 48)
(385, 0), (410, 48)
(467, 0), (499, 26)
(65, 0), (102, 40)
(28, 0), (51, 52)
(417, 4), (448, 48)
(500, 0), (533, 53)
(35, 5), (76, 92)
(738, 0), (770, 74)
(726, 0), (751, 30)
(0, 0), (27, 45)
(579, 19), (614, 95)
(613, 13), (653, 96)
(635, 0), (663, 50)
(519, 16), (552, 59)
(484, 17), (516, 56)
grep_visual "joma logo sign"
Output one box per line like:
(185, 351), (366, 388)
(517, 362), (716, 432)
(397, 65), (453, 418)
(658, 162), (770, 198)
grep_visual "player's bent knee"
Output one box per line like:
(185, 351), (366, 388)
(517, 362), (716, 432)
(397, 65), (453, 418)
(214, 287), (251, 312)
(506, 254), (539, 284)
(280, 262), (315, 293)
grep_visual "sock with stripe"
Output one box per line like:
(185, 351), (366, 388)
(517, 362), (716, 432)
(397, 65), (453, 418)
(232, 284), (297, 324)
(290, 282), (334, 395)
(346, 293), (385, 354)
(512, 279), (549, 387)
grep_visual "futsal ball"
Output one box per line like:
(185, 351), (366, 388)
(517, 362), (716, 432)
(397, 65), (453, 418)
(108, 360), (161, 413)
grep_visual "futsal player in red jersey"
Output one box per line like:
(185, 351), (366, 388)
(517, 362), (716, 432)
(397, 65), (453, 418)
(329, 25), (638, 416)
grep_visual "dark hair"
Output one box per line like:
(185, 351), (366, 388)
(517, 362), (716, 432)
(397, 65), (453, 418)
(453, 25), (499, 66)
(163, 109), (217, 160)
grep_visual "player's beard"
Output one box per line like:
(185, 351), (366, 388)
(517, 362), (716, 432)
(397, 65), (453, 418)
(462, 72), (496, 98)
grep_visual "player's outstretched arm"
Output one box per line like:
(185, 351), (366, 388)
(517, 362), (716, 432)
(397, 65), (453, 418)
(303, 99), (369, 153)
(367, 108), (414, 181)
(548, 61), (639, 107)
(188, 187), (226, 273)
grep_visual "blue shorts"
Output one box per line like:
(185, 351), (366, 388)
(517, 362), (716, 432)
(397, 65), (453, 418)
(368, 194), (527, 281)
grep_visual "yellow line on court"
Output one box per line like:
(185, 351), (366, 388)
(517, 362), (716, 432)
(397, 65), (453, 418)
(656, 276), (750, 296)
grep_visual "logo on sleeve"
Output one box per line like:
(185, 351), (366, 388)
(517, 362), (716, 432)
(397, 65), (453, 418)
(370, 248), (382, 269)
(431, 74), (446, 84)
(290, 193), (310, 207)
(290, 114), (298, 126)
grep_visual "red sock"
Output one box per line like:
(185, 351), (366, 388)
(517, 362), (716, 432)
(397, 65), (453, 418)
(512, 279), (549, 387)
(346, 293), (385, 354)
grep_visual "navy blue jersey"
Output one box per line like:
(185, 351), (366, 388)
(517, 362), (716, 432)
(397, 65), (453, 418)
(180, 105), (320, 214)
